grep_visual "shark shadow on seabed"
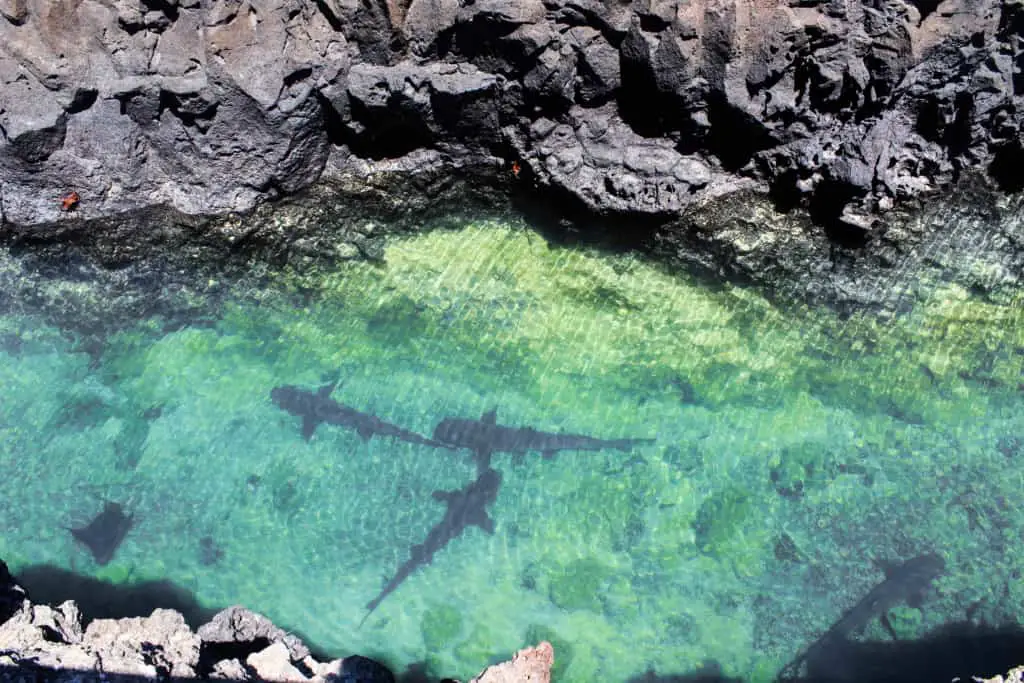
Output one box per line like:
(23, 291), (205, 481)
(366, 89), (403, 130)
(360, 466), (503, 626)
(776, 553), (946, 682)
(270, 382), (452, 449)
(432, 407), (656, 471)
(67, 501), (135, 566)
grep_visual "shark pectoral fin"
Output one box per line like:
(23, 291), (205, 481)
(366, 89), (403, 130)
(542, 450), (557, 460)
(317, 381), (339, 398)
(481, 408), (498, 424)
(357, 426), (374, 441)
(431, 490), (453, 502)
(301, 417), (319, 441)
(474, 511), (496, 534)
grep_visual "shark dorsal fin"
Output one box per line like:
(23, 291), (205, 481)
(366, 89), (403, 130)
(481, 408), (498, 424)
(317, 382), (338, 398)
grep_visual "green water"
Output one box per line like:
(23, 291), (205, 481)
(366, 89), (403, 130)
(1, 218), (1023, 681)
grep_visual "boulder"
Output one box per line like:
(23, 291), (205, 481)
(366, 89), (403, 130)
(470, 641), (554, 683)
(197, 605), (311, 661)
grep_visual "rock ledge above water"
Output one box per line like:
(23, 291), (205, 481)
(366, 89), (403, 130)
(0, 559), (552, 683)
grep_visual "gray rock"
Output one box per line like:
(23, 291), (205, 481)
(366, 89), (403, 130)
(248, 641), (309, 682)
(0, 0), (1018, 309)
(197, 605), (310, 661)
(83, 609), (200, 678)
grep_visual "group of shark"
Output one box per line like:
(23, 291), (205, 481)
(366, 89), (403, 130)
(269, 381), (657, 624)
(60, 380), (947, 680)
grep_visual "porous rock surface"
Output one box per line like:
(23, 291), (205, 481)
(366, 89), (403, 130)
(0, 0), (1020, 237)
(469, 642), (554, 683)
(0, 560), (552, 682)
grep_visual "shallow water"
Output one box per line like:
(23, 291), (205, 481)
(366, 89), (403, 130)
(1, 217), (1023, 681)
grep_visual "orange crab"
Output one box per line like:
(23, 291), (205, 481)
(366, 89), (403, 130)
(60, 191), (80, 212)
(511, 160), (521, 179)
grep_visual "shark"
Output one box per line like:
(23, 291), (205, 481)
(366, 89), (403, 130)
(361, 466), (502, 626)
(776, 553), (946, 681)
(432, 408), (656, 469)
(270, 382), (449, 448)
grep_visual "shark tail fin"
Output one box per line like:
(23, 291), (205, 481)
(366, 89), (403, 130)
(359, 601), (379, 629)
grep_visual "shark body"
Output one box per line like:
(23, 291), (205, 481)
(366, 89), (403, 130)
(362, 467), (502, 625)
(271, 383), (447, 448)
(432, 408), (655, 468)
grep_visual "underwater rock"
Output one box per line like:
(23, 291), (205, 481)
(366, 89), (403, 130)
(198, 535), (225, 566)
(420, 603), (464, 651)
(547, 558), (611, 612)
(469, 641), (554, 683)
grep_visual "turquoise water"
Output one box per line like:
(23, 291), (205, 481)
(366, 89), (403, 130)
(1, 217), (1023, 681)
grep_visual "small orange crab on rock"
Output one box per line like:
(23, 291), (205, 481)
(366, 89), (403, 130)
(60, 191), (80, 212)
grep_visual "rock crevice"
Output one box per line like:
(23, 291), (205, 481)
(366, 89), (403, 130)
(0, 0), (1019, 239)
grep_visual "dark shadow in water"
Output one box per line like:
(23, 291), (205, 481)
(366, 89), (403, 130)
(16, 564), (217, 629)
(625, 622), (1024, 683)
(788, 621), (1024, 683)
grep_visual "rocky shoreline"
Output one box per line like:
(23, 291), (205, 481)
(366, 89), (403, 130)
(0, 0), (1022, 309)
(0, 560), (553, 683)
(1, 0), (1022, 229)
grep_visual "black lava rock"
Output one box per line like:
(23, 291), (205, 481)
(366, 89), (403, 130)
(331, 655), (396, 683)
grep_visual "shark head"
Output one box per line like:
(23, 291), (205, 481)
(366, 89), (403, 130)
(270, 385), (307, 415)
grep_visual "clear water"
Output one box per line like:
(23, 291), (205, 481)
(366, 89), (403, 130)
(1, 217), (1022, 681)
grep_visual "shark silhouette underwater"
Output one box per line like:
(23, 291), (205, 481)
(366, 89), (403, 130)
(67, 501), (135, 566)
(432, 408), (656, 469)
(271, 382), (450, 449)
(776, 552), (946, 681)
(361, 466), (502, 626)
